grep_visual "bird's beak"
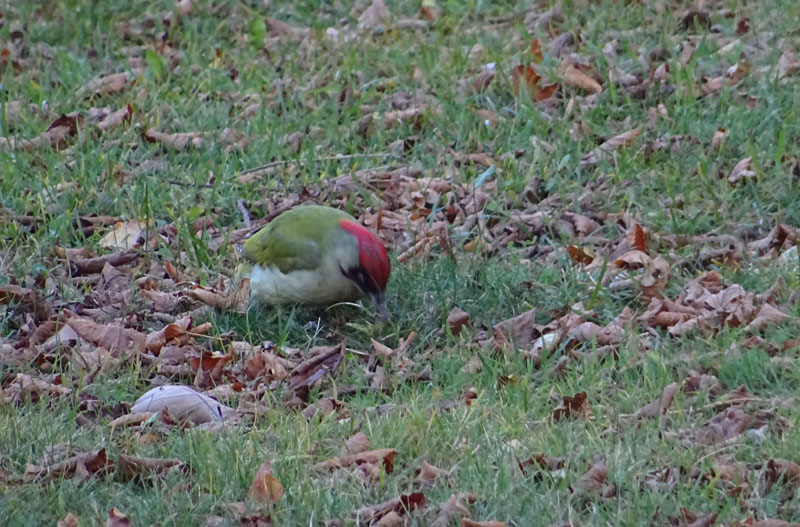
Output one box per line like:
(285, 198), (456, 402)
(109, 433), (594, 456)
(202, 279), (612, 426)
(371, 292), (389, 322)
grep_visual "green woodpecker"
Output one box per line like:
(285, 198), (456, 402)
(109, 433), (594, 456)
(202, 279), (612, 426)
(237, 205), (391, 318)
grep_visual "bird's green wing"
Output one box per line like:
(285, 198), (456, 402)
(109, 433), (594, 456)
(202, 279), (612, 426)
(241, 223), (322, 273)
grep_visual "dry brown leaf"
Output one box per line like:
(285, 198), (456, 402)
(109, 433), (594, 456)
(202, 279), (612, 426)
(615, 250), (652, 269)
(728, 156), (755, 184)
(117, 454), (183, 481)
(77, 72), (133, 98)
(417, 460), (448, 487)
(374, 511), (403, 527)
(108, 412), (155, 428)
(561, 61), (602, 93)
(66, 315), (146, 354)
(777, 49), (800, 79)
(69, 250), (138, 275)
(744, 303), (791, 332)
(357, 492), (426, 525)
(371, 338), (395, 360)
(639, 255), (671, 300)
(288, 343), (345, 401)
(574, 460), (609, 494)
(315, 448), (397, 474)
(430, 493), (476, 527)
(26, 448), (110, 482)
(634, 382), (680, 418)
(627, 223), (648, 253)
(98, 220), (147, 251)
(447, 306), (470, 335)
(248, 460), (284, 504)
(461, 520), (508, 527)
(710, 127), (727, 151)
(581, 128), (641, 169)
(0, 113), (83, 151)
(511, 63), (557, 101)
(553, 392), (592, 422)
(492, 308), (537, 351)
(106, 508), (132, 527)
(342, 432), (371, 455)
(57, 513), (79, 527)
(471, 71), (495, 93)
(188, 277), (250, 313)
(145, 315), (193, 354)
(697, 405), (752, 445)
(358, 0), (391, 31)
(568, 245), (594, 265)
(3, 373), (72, 403)
(518, 452), (565, 473)
(762, 458), (800, 494)
(420, 4), (439, 22)
(143, 128), (204, 150)
(0, 284), (53, 321)
(97, 104), (133, 132)
(680, 510), (717, 527)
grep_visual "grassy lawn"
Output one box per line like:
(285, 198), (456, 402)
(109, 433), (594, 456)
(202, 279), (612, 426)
(2, 0), (800, 525)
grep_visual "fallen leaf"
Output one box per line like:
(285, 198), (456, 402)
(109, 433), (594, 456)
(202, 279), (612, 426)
(356, 492), (426, 525)
(248, 460), (284, 504)
(447, 307), (470, 335)
(430, 493), (476, 527)
(3, 373), (72, 403)
(634, 382), (680, 418)
(57, 513), (79, 527)
(0, 284), (53, 321)
(358, 0), (391, 31)
(581, 128), (641, 169)
(492, 308), (537, 351)
(568, 245), (594, 265)
(98, 220), (147, 251)
(106, 508), (132, 527)
(728, 157), (755, 184)
(289, 343), (345, 401)
(627, 223), (648, 253)
(315, 448), (397, 474)
(66, 315), (146, 354)
(615, 249), (652, 269)
(188, 277), (250, 313)
(574, 460), (610, 495)
(462, 519), (508, 527)
(417, 460), (448, 487)
(342, 432), (371, 455)
(117, 454), (183, 481)
(553, 392), (592, 422)
(77, 72), (133, 98)
(561, 61), (602, 93)
(777, 49), (800, 79)
(26, 448), (110, 482)
(143, 128), (204, 150)
(97, 104), (133, 132)
(762, 458), (800, 494)
(744, 303), (791, 332)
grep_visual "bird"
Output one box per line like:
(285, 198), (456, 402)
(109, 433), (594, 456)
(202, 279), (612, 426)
(236, 205), (391, 319)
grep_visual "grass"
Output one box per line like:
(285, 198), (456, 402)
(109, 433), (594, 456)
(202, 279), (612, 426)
(2, 0), (800, 525)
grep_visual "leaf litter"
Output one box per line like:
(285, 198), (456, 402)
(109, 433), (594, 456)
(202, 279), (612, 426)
(2, 0), (800, 524)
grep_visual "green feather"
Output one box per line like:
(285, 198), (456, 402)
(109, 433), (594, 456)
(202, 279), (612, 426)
(241, 205), (356, 273)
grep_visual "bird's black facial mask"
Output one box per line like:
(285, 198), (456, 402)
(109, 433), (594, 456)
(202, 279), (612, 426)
(341, 265), (388, 320)
(341, 265), (380, 296)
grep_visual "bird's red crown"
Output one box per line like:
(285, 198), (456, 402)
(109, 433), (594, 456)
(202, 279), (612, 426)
(339, 220), (390, 290)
